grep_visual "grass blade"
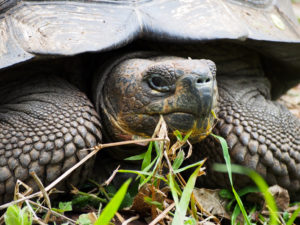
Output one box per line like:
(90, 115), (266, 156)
(125, 153), (146, 161)
(210, 134), (232, 184)
(231, 204), (241, 225)
(139, 141), (164, 187)
(168, 174), (179, 206)
(231, 188), (249, 225)
(173, 159), (206, 174)
(237, 186), (259, 197)
(118, 169), (167, 182)
(173, 130), (183, 141)
(183, 130), (193, 142)
(219, 189), (234, 199)
(95, 179), (131, 225)
(172, 165), (201, 225)
(286, 204), (300, 225)
(141, 141), (153, 170)
(172, 150), (185, 171)
(211, 134), (252, 225)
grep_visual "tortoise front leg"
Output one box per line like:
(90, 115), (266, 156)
(193, 76), (300, 196)
(0, 76), (102, 203)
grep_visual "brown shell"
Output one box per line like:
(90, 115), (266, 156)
(0, 0), (300, 71)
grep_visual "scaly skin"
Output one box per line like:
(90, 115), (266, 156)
(193, 76), (300, 196)
(0, 76), (102, 203)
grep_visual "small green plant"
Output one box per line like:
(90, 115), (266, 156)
(52, 201), (73, 214)
(4, 205), (33, 225)
(77, 213), (94, 225)
(120, 117), (207, 224)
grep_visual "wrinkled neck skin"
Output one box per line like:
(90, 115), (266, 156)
(95, 52), (218, 153)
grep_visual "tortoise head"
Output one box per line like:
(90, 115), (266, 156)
(96, 54), (218, 143)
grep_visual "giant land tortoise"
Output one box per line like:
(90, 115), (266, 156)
(0, 0), (300, 203)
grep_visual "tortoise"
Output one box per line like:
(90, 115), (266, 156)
(0, 0), (300, 204)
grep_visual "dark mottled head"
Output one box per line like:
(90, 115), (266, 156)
(96, 54), (218, 143)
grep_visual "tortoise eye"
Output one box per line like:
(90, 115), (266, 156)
(148, 74), (170, 92)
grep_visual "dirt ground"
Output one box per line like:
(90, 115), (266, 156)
(279, 84), (300, 118)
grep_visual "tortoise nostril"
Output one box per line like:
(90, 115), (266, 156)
(196, 77), (211, 84)
(196, 78), (203, 84)
(205, 78), (211, 83)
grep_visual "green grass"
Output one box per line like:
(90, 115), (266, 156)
(121, 125), (205, 224)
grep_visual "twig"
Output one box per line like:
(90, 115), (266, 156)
(14, 180), (33, 207)
(104, 165), (120, 186)
(30, 171), (52, 223)
(122, 215), (140, 225)
(199, 216), (219, 224)
(115, 212), (125, 223)
(32, 218), (47, 225)
(24, 200), (39, 222)
(30, 171), (51, 208)
(163, 150), (174, 174)
(28, 200), (77, 224)
(148, 202), (175, 225)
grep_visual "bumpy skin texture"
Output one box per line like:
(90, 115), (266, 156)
(0, 76), (102, 203)
(193, 76), (300, 194)
(98, 55), (217, 147)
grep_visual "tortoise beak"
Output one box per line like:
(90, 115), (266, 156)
(143, 70), (216, 117)
(176, 72), (215, 117)
(143, 68), (217, 140)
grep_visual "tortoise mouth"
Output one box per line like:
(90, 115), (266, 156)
(142, 111), (208, 118)
(137, 111), (214, 141)
(139, 111), (196, 133)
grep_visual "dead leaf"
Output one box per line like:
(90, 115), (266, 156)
(130, 184), (168, 215)
(87, 212), (98, 224)
(193, 188), (230, 220)
(247, 185), (290, 212)
(268, 185), (290, 211)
